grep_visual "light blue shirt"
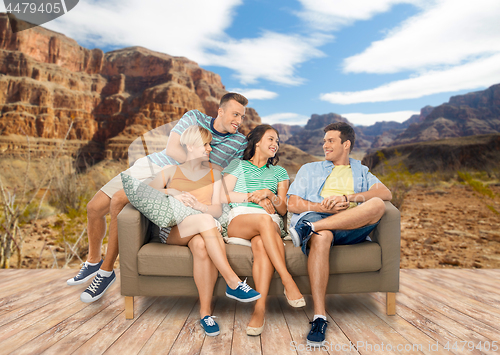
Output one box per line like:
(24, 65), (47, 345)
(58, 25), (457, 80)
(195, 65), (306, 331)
(287, 158), (381, 227)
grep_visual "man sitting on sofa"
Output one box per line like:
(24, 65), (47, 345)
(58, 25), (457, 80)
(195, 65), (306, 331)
(287, 122), (392, 347)
(67, 92), (250, 303)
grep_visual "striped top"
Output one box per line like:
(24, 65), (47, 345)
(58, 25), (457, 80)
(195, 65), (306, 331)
(147, 110), (247, 169)
(223, 159), (289, 209)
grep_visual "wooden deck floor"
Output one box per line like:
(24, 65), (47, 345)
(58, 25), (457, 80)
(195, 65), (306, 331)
(0, 269), (499, 355)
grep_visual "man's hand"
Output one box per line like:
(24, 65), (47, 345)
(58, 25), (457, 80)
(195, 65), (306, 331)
(248, 189), (272, 203)
(319, 195), (349, 214)
(258, 198), (275, 214)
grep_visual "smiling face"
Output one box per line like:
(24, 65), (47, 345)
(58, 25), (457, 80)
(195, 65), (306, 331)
(323, 130), (350, 165)
(188, 140), (212, 161)
(216, 99), (246, 134)
(256, 129), (279, 159)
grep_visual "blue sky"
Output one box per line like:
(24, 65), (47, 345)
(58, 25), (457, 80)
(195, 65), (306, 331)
(4, 0), (500, 126)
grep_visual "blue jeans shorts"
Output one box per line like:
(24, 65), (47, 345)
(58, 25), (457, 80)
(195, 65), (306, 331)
(297, 212), (380, 256)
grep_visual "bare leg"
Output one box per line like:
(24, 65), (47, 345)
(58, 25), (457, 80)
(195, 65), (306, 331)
(312, 197), (385, 232)
(167, 214), (241, 289)
(248, 236), (275, 328)
(86, 190), (111, 263)
(308, 231), (333, 316)
(187, 235), (218, 318)
(228, 214), (302, 301)
(101, 189), (130, 271)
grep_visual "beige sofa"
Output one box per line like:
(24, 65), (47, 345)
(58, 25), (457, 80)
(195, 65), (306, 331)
(118, 201), (401, 319)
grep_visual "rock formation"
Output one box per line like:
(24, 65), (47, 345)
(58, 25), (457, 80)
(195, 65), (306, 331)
(0, 14), (261, 160)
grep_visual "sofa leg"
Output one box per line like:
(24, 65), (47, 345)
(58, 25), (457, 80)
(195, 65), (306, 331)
(386, 292), (396, 316)
(125, 296), (134, 319)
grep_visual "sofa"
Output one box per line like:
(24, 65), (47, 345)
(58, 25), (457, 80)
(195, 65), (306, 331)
(118, 201), (401, 319)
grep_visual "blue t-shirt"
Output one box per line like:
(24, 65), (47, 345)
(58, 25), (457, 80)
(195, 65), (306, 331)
(147, 110), (247, 168)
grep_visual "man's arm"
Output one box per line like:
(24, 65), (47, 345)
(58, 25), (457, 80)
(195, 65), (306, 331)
(347, 182), (392, 203)
(287, 195), (348, 214)
(164, 131), (187, 164)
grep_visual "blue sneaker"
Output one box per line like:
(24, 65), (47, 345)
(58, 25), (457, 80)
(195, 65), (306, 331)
(200, 316), (220, 336)
(307, 318), (328, 347)
(80, 271), (116, 303)
(225, 279), (261, 302)
(67, 260), (103, 285)
(289, 220), (318, 247)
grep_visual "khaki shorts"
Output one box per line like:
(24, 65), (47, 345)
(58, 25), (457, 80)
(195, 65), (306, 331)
(100, 156), (165, 198)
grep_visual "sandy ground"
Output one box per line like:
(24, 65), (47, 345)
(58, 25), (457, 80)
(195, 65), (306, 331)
(8, 184), (500, 270)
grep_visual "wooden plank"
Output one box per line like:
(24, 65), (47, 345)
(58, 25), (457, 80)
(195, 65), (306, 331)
(356, 293), (454, 355)
(326, 294), (422, 355)
(0, 269), (72, 299)
(7, 286), (122, 355)
(0, 269), (28, 284)
(72, 296), (157, 355)
(437, 269), (500, 294)
(166, 300), (207, 355)
(260, 296), (296, 355)
(470, 269), (500, 280)
(231, 300), (262, 355)
(40, 297), (124, 355)
(138, 297), (197, 355)
(103, 297), (178, 354)
(401, 271), (500, 332)
(406, 269), (500, 307)
(370, 292), (477, 355)
(200, 296), (236, 355)
(380, 287), (492, 354)
(395, 276), (500, 344)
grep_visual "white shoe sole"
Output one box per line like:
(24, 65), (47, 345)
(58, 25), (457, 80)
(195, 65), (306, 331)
(289, 228), (302, 247)
(80, 276), (116, 303)
(67, 271), (98, 286)
(307, 339), (326, 347)
(225, 292), (262, 303)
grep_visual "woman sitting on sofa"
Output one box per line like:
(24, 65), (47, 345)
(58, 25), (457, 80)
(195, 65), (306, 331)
(223, 124), (305, 336)
(149, 125), (260, 337)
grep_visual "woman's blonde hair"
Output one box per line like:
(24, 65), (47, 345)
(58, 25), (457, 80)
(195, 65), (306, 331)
(179, 125), (212, 149)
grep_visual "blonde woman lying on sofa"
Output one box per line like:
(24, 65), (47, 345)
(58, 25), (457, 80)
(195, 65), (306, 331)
(148, 125), (261, 336)
(222, 124), (305, 336)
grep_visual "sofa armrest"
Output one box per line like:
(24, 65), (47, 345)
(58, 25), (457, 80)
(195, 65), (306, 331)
(118, 204), (150, 279)
(371, 201), (401, 291)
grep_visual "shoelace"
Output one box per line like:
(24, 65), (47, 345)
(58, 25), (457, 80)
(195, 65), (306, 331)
(204, 316), (217, 326)
(304, 221), (319, 236)
(238, 278), (252, 293)
(88, 274), (104, 293)
(76, 263), (89, 278)
(309, 319), (328, 334)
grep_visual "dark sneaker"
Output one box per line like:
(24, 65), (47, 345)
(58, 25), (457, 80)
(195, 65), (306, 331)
(80, 271), (116, 303)
(290, 220), (318, 247)
(307, 318), (328, 347)
(67, 260), (103, 286)
(226, 279), (261, 302)
(200, 316), (220, 336)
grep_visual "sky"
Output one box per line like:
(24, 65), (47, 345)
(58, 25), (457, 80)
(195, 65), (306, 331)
(3, 0), (500, 126)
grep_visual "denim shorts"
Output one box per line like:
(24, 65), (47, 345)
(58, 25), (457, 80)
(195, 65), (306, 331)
(297, 212), (379, 256)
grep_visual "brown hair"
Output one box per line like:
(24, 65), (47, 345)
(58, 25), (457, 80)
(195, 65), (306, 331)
(243, 124), (280, 167)
(324, 122), (355, 152)
(219, 92), (248, 108)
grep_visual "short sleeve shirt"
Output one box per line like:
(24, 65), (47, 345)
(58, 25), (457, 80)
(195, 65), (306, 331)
(147, 110), (247, 168)
(223, 159), (289, 209)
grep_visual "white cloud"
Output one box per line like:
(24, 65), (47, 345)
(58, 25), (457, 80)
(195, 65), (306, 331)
(37, 0), (329, 86)
(229, 89), (278, 100)
(343, 0), (500, 74)
(203, 32), (329, 85)
(296, 0), (420, 31)
(341, 111), (419, 126)
(321, 53), (500, 104)
(260, 113), (310, 125)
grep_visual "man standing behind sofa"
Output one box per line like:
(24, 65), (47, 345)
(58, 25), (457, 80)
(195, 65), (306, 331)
(67, 93), (249, 303)
(287, 122), (392, 347)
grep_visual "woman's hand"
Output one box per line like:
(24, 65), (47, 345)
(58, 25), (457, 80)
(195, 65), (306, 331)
(248, 189), (272, 203)
(258, 198), (276, 214)
(174, 191), (198, 208)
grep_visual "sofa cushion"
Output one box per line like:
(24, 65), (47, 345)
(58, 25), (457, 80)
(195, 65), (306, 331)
(137, 240), (381, 277)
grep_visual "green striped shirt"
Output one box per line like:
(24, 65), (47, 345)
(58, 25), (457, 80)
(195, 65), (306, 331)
(223, 159), (289, 209)
(147, 110), (247, 168)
